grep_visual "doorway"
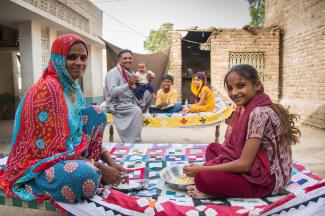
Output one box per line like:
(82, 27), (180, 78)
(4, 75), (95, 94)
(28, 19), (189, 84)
(181, 31), (211, 103)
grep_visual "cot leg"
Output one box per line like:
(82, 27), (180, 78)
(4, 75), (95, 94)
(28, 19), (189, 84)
(109, 125), (114, 142)
(215, 125), (220, 142)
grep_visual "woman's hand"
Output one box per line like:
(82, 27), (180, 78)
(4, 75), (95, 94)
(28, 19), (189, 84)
(101, 150), (126, 173)
(183, 164), (205, 177)
(110, 161), (126, 173)
(98, 164), (124, 185)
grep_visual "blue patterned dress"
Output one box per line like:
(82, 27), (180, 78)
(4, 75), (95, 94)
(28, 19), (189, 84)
(26, 106), (106, 203)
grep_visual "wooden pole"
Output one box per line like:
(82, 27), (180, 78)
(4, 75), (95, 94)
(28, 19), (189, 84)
(109, 125), (114, 142)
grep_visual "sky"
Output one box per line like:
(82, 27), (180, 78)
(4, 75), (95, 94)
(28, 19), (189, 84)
(91, 0), (251, 53)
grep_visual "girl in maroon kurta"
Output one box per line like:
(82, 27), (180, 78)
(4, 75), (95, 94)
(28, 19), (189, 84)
(184, 64), (301, 198)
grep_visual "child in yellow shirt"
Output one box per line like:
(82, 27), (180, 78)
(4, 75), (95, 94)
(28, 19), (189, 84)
(149, 75), (182, 113)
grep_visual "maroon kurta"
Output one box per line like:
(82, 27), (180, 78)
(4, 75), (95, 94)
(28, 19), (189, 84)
(194, 90), (291, 197)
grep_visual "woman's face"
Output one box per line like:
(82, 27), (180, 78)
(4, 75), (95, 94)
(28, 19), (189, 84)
(193, 76), (201, 88)
(65, 42), (88, 80)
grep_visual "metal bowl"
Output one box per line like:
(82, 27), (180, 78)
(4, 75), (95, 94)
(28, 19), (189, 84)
(160, 165), (194, 191)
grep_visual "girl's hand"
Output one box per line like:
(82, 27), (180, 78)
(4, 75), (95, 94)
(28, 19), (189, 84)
(180, 107), (190, 114)
(183, 164), (204, 177)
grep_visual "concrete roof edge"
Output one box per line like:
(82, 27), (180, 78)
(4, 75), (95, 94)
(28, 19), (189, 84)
(11, 0), (105, 48)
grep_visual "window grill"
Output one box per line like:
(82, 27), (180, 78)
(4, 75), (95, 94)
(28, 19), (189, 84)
(229, 52), (267, 80)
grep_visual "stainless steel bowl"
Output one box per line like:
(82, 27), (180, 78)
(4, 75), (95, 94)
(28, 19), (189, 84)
(160, 165), (194, 191)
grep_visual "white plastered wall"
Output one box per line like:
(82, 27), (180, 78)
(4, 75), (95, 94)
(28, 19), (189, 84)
(18, 20), (42, 95)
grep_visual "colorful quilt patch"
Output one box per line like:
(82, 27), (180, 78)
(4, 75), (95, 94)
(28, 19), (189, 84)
(166, 148), (185, 155)
(152, 143), (172, 148)
(146, 161), (166, 171)
(186, 148), (206, 156)
(147, 155), (166, 161)
(188, 154), (205, 162)
(125, 167), (145, 180)
(146, 148), (167, 156)
(110, 154), (126, 162)
(125, 154), (147, 162)
(146, 170), (161, 179)
(110, 148), (130, 155)
(165, 155), (186, 161)
(130, 148), (147, 155)
(145, 161), (166, 180)
(123, 161), (145, 169)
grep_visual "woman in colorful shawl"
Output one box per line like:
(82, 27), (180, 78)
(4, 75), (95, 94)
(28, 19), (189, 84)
(183, 64), (300, 198)
(0, 34), (125, 203)
(182, 71), (216, 113)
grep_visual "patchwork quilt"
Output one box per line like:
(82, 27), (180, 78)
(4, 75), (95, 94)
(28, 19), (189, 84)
(55, 143), (325, 216)
(106, 101), (234, 128)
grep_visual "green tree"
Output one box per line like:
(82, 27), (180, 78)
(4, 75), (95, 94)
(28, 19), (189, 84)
(144, 23), (174, 52)
(247, 0), (265, 27)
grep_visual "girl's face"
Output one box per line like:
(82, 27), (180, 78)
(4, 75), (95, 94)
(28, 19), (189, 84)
(65, 42), (88, 80)
(225, 72), (261, 107)
(193, 76), (201, 88)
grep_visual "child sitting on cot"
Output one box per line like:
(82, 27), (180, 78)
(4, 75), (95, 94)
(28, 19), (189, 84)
(149, 74), (183, 113)
(183, 64), (301, 198)
(134, 62), (156, 107)
(182, 71), (216, 113)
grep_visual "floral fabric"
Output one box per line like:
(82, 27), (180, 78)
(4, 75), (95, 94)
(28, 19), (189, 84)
(27, 159), (100, 203)
(247, 106), (292, 194)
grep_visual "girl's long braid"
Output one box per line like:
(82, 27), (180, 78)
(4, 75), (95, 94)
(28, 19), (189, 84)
(270, 103), (301, 146)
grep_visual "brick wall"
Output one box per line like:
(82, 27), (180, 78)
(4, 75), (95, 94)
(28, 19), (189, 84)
(210, 28), (280, 103)
(169, 32), (183, 101)
(265, 0), (325, 129)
